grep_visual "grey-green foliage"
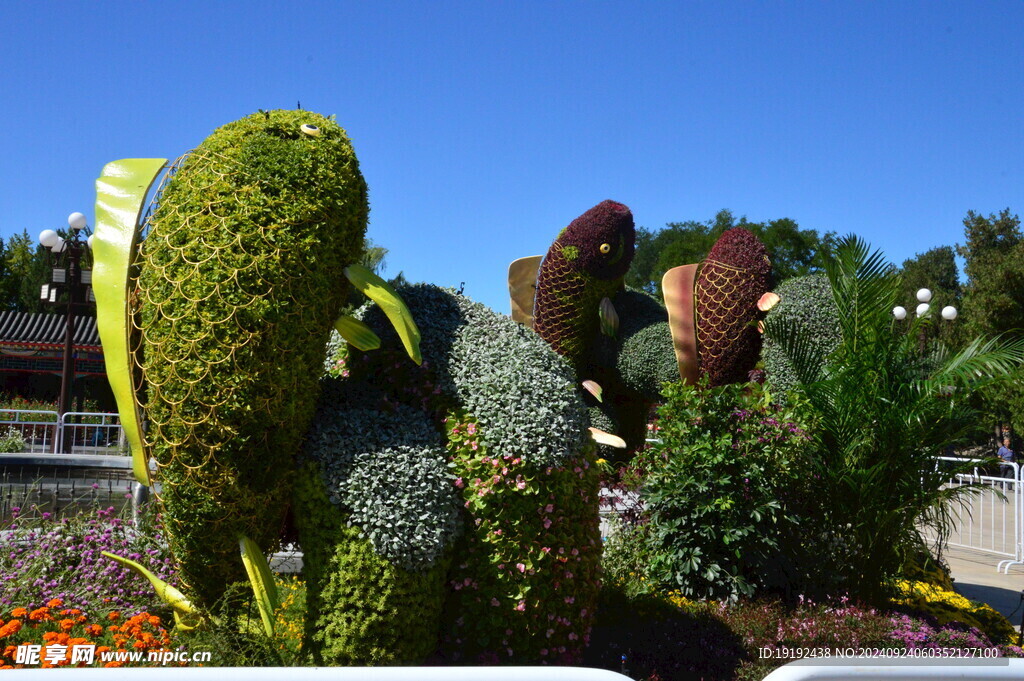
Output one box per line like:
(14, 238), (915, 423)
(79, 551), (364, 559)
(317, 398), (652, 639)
(303, 391), (461, 572)
(762, 273), (840, 396)
(358, 284), (588, 468)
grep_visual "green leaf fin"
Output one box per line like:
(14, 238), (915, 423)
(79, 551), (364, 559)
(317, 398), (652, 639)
(101, 551), (196, 616)
(239, 535), (280, 637)
(344, 264), (422, 364)
(93, 158), (167, 485)
(334, 314), (382, 352)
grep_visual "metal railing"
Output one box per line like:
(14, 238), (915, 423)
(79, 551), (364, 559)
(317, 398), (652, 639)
(56, 411), (128, 456)
(927, 457), (1023, 573)
(0, 410), (127, 457)
(0, 409), (60, 454)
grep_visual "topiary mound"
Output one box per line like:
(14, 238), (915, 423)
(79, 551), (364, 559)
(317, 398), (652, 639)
(762, 273), (840, 397)
(137, 109), (368, 607)
(304, 285), (600, 665)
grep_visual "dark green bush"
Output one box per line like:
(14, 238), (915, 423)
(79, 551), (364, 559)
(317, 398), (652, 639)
(762, 273), (840, 396)
(632, 380), (824, 601)
(292, 463), (449, 665)
(308, 285), (600, 664)
(358, 284), (589, 467)
(303, 384), (461, 571)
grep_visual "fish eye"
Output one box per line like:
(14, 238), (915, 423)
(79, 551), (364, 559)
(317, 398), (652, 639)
(599, 243), (612, 254)
(300, 124), (321, 137)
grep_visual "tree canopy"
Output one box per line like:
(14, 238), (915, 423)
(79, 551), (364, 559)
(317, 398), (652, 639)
(625, 209), (835, 294)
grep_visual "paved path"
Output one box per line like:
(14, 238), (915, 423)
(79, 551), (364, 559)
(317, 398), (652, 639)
(945, 544), (1024, 628)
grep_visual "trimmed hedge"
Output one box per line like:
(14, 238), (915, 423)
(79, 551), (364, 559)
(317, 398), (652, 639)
(293, 463), (450, 665)
(138, 109), (368, 606)
(762, 273), (840, 396)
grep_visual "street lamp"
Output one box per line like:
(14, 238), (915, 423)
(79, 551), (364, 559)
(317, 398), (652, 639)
(38, 212), (94, 453)
(893, 287), (957, 353)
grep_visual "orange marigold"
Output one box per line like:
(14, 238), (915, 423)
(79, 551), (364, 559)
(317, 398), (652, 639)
(0, 621), (22, 638)
(85, 624), (103, 637)
(59, 619), (75, 632)
(46, 599), (63, 608)
(107, 612), (121, 622)
(10, 608), (28, 619)
(29, 607), (51, 621)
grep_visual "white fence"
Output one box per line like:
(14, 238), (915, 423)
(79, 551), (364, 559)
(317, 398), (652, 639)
(0, 409), (61, 453)
(0, 410), (127, 457)
(928, 457), (1023, 573)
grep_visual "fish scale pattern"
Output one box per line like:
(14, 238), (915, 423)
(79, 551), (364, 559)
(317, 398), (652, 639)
(532, 245), (590, 361)
(134, 109), (368, 607)
(694, 228), (771, 386)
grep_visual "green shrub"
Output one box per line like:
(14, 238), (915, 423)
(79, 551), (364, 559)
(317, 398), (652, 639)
(358, 284), (588, 467)
(634, 379), (824, 601)
(0, 426), (25, 453)
(762, 273), (840, 397)
(303, 382), (462, 572)
(309, 285), (599, 664)
(138, 109), (368, 606)
(439, 411), (601, 664)
(293, 463), (449, 665)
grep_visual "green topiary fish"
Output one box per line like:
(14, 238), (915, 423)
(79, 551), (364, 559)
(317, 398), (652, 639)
(94, 109), (420, 610)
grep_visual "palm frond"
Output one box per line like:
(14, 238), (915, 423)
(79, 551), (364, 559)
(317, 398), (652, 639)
(762, 315), (832, 386)
(825, 235), (901, 356)
(918, 333), (1024, 394)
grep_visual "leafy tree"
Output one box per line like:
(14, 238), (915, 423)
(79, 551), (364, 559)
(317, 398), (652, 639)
(957, 210), (1024, 339)
(765, 235), (1024, 603)
(2, 230), (49, 313)
(626, 210), (834, 295)
(955, 210), (1024, 435)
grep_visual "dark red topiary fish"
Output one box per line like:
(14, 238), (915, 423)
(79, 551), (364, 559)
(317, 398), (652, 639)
(533, 200), (636, 373)
(694, 227), (773, 386)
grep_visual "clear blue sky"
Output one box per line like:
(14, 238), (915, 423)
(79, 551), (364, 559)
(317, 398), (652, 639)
(1, 1), (1021, 313)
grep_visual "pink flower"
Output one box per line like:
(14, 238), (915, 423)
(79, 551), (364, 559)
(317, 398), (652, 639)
(468, 423), (477, 435)
(516, 481), (527, 490)
(541, 547), (551, 554)
(454, 477), (464, 488)
(516, 563), (526, 573)
(515, 601), (526, 611)
(571, 548), (579, 556)
(491, 598), (500, 607)
(540, 649), (548, 656)
(543, 518), (552, 529)
(545, 504), (554, 513)
(471, 441), (479, 450)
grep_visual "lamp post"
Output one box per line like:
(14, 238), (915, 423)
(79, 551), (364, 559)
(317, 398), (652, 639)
(892, 288), (957, 353)
(38, 212), (94, 454)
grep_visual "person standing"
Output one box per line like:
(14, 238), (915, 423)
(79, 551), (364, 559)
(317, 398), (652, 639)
(997, 437), (1016, 486)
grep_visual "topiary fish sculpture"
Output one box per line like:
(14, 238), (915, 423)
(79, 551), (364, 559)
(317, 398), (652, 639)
(92, 109), (420, 612)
